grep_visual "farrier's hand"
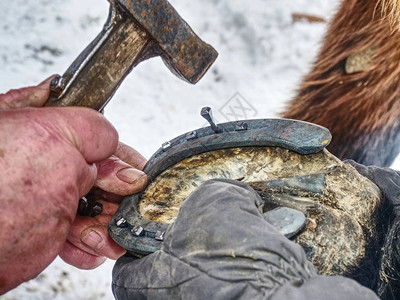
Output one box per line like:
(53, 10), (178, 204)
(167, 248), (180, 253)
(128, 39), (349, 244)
(0, 78), (147, 293)
(0, 106), (118, 293)
(60, 141), (147, 270)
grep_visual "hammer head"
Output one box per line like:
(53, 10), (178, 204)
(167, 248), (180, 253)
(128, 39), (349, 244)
(46, 0), (218, 110)
(117, 0), (218, 84)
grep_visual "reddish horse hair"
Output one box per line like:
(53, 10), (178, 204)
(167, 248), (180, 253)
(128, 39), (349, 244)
(282, 0), (400, 167)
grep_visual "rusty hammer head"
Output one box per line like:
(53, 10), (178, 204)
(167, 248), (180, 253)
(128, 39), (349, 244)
(117, 0), (218, 84)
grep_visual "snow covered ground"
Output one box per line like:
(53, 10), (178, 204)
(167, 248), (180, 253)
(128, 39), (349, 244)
(0, 0), (398, 299)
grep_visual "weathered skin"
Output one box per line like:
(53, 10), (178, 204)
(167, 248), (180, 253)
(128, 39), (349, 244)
(138, 147), (381, 276)
(0, 80), (148, 294)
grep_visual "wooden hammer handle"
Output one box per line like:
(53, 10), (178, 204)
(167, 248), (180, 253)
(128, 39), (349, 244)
(45, 5), (153, 111)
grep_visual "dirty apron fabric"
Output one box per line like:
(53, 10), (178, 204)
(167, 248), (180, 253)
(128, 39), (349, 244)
(112, 179), (378, 300)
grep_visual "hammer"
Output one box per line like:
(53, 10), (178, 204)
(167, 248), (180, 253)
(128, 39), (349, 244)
(45, 0), (218, 111)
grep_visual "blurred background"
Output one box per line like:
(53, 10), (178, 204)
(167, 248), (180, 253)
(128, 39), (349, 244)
(2, 0), (391, 299)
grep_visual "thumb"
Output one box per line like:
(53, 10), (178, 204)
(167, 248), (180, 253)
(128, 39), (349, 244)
(0, 75), (54, 110)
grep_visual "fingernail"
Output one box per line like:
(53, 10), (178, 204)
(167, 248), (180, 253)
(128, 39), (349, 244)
(82, 230), (105, 250)
(116, 168), (147, 185)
